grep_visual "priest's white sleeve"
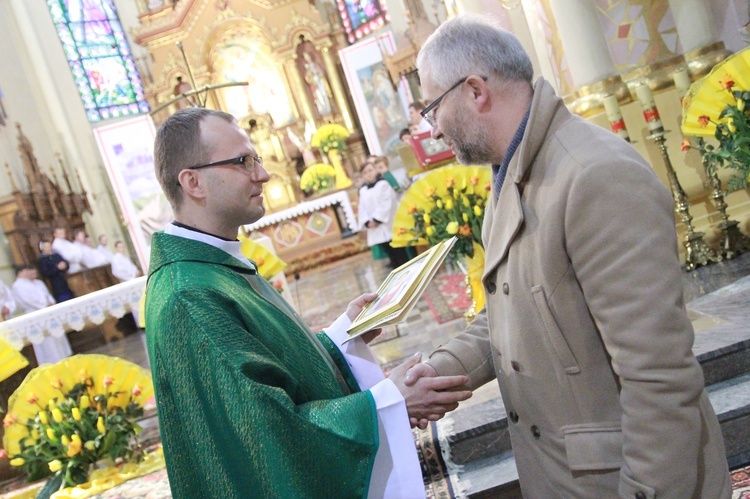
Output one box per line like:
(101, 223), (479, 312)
(325, 314), (425, 499)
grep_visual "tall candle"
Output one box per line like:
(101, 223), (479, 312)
(635, 84), (664, 132)
(672, 68), (691, 101)
(602, 95), (631, 142)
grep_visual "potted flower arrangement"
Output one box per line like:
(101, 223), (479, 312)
(300, 163), (337, 195)
(310, 123), (350, 154)
(3, 354), (153, 498)
(391, 165), (492, 314)
(310, 123), (352, 189)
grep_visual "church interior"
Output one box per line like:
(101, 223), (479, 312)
(1, 0), (750, 496)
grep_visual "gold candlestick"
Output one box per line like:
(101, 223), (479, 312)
(649, 130), (720, 270)
(702, 156), (750, 259)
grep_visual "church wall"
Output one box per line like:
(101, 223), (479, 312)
(0, 0), (130, 275)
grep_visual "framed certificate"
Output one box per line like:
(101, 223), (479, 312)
(347, 237), (457, 339)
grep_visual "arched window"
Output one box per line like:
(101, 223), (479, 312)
(47, 0), (150, 122)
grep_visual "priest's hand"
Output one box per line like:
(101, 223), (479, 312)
(345, 292), (382, 344)
(389, 353), (471, 427)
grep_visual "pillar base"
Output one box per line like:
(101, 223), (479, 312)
(684, 41), (732, 79)
(565, 75), (631, 118)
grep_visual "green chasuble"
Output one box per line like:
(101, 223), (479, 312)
(145, 233), (379, 498)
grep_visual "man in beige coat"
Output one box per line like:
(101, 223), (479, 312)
(406, 15), (731, 498)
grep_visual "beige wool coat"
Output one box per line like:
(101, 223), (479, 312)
(427, 79), (731, 498)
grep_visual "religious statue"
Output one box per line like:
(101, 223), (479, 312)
(303, 52), (333, 117)
(296, 35), (335, 119)
(173, 76), (196, 109)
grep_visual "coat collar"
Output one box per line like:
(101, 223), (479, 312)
(148, 231), (256, 279)
(482, 78), (564, 279)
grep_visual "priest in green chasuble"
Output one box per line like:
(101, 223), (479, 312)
(145, 108), (472, 498)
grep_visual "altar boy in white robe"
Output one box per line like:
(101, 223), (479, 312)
(11, 265), (73, 364)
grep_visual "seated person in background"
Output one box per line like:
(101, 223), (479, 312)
(51, 227), (82, 273)
(0, 278), (16, 320)
(97, 234), (114, 263)
(399, 128), (411, 143)
(12, 265), (73, 364)
(111, 241), (142, 282)
(38, 240), (75, 302)
(73, 230), (106, 269)
(408, 102), (432, 133)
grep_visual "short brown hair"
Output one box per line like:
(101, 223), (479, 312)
(154, 108), (235, 209)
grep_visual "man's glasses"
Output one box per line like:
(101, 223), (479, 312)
(178, 155), (263, 186)
(420, 76), (488, 127)
(189, 155), (263, 171)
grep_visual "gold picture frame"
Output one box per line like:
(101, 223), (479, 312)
(346, 237), (457, 339)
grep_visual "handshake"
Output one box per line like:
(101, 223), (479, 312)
(389, 352), (472, 429)
(346, 293), (472, 428)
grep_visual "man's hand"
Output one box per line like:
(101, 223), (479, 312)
(389, 353), (471, 428)
(403, 362), (440, 428)
(345, 293), (382, 344)
(57, 261), (68, 271)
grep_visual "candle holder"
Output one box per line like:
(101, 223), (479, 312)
(648, 130), (721, 271)
(702, 156), (750, 259)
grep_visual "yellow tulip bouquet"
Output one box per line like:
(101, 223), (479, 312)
(310, 123), (350, 154)
(391, 165), (492, 261)
(3, 355), (153, 497)
(300, 163), (336, 194)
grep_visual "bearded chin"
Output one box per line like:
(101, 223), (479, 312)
(456, 141), (491, 165)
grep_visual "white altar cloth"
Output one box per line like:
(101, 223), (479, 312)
(0, 277), (146, 350)
(243, 190), (358, 232)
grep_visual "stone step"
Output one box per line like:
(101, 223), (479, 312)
(448, 372), (750, 497)
(443, 331), (750, 466)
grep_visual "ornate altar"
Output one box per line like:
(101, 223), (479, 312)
(0, 124), (89, 267)
(133, 0), (369, 201)
(243, 190), (364, 273)
(0, 124), (122, 345)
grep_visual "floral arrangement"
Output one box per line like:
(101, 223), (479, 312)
(3, 355), (153, 497)
(391, 165), (492, 261)
(310, 123), (350, 154)
(300, 163), (336, 193)
(680, 47), (750, 192)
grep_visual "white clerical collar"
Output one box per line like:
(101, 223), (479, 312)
(165, 222), (255, 270)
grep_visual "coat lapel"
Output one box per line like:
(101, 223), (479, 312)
(482, 180), (524, 279)
(481, 78), (562, 280)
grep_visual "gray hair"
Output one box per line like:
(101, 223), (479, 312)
(154, 107), (235, 209)
(416, 15), (533, 90)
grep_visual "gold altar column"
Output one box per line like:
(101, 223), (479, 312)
(283, 57), (315, 124)
(546, 0), (615, 88)
(321, 44), (354, 131)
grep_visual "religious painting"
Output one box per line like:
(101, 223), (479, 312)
(93, 115), (170, 271)
(336, 0), (388, 44)
(339, 33), (410, 158)
(46, 0), (150, 122)
(211, 34), (295, 126)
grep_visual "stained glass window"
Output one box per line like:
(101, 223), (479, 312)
(336, 0), (388, 44)
(47, 0), (150, 122)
